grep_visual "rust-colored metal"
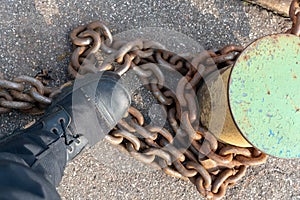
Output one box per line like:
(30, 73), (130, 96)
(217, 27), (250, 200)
(1, 1), (299, 199)
(198, 67), (252, 147)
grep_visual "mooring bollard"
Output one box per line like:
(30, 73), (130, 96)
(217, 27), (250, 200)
(198, 34), (300, 158)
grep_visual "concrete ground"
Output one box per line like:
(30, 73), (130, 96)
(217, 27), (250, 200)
(0, 0), (299, 199)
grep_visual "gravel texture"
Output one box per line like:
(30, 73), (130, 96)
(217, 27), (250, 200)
(0, 0), (299, 200)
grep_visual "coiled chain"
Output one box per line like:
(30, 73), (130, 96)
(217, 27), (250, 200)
(1, 1), (299, 199)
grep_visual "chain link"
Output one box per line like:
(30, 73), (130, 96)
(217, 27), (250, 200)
(70, 22), (269, 197)
(1, 2), (299, 199)
(287, 0), (300, 35)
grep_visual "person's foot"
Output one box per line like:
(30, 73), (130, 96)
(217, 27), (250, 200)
(44, 71), (131, 161)
(0, 71), (131, 161)
(0, 71), (130, 186)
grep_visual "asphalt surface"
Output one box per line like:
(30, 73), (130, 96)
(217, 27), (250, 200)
(0, 0), (299, 199)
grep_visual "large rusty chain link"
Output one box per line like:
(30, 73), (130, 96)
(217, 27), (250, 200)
(287, 0), (300, 35)
(0, 75), (71, 115)
(1, 1), (300, 199)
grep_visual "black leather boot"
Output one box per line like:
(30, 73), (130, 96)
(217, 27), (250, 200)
(45, 71), (131, 159)
(0, 71), (131, 186)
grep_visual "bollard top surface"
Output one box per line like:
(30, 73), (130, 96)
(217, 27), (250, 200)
(229, 34), (300, 158)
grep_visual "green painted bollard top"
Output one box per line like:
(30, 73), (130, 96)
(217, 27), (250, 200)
(229, 34), (300, 159)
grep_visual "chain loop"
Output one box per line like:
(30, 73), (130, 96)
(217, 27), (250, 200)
(3, 2), (300, 198)
(290, 0), (300, 36)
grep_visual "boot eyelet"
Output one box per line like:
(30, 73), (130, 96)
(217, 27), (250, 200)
(75, 138), (81, 145)
(51, 128), (59, 134)
(58, 117), (66, 124)
(67, 146), (74, 153)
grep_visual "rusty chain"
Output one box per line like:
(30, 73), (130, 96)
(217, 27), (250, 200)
(286, 0), (300, 35)
(1, 1), (300, 199)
